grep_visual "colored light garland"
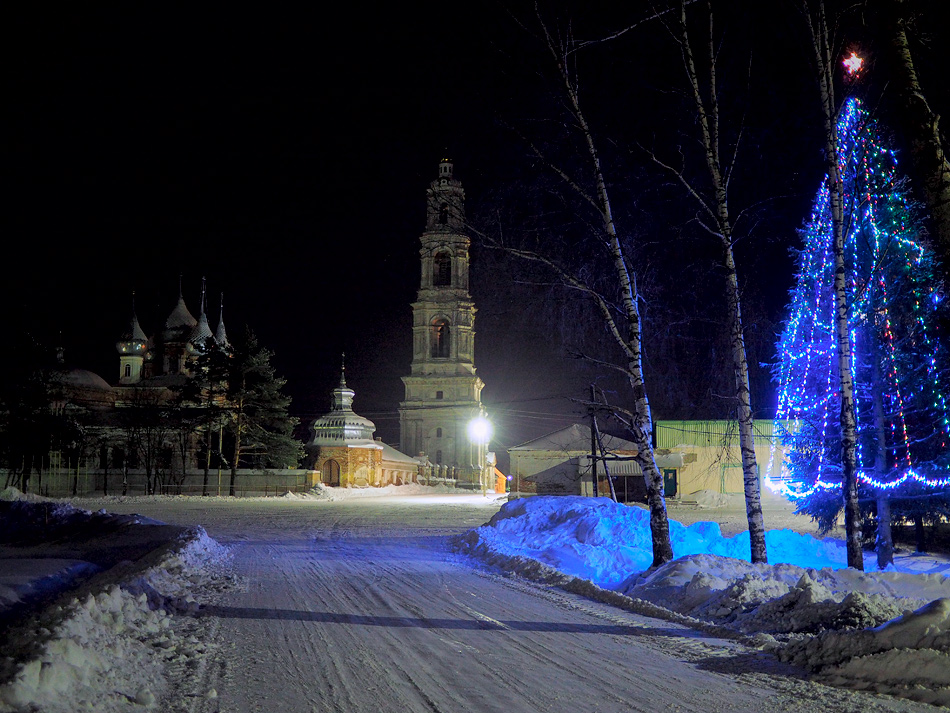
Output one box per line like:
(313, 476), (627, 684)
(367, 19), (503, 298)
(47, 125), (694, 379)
(767, 98), (950, 500)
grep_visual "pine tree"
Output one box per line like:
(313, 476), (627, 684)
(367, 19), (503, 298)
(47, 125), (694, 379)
(179, 336), (232, 496)
(771, 97), (950, 565)
(225, 328), (302, 496)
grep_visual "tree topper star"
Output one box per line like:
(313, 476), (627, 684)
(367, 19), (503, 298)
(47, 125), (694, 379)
(843, 52), (864, 76)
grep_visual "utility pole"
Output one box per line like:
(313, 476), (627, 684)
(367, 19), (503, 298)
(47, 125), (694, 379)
(589, 384), (598, 497)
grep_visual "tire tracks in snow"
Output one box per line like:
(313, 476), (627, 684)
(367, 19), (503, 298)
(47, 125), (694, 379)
(97, 497), (939, 713)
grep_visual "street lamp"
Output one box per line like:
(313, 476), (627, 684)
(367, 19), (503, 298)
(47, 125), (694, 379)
(467, 415), (492, 445)
(467, 415), (492, 494)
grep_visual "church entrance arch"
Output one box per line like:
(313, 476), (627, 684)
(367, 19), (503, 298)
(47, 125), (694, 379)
(322, 459), (341, 487)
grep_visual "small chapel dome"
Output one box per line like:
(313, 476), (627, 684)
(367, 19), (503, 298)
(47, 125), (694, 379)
(307, 370), (377, 447)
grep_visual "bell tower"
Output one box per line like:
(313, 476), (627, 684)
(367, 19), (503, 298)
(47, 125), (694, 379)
(399, 159), (488, 489)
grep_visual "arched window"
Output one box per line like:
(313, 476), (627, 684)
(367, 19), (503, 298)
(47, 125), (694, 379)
(439, 203), (449, 225)
(124, 364), (132, 378)
(436, 428), (442, 438)
(431, 319), (450, 358)
(435, 450), (443, 464)
(322, 459), (341, 487)
(433, 252), (451, 286)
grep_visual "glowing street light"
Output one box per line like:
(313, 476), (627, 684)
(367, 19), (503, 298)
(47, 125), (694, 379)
(467, 415), (493, 444)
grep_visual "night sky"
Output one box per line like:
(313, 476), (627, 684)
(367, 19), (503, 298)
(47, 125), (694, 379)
(5, 2), (948, 464)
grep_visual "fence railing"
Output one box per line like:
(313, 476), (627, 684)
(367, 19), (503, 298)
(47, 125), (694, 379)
(3, 467), (313, 498)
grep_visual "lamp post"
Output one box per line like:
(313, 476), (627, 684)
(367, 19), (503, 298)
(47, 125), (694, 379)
(467, 414), (492, 494)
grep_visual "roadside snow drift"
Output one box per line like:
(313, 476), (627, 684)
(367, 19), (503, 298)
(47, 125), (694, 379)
(0, 495), (232, 713)
(454, 495), (950, 706)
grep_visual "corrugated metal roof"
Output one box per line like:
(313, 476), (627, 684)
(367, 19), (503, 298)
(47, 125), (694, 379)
(577, 454), (642, 476)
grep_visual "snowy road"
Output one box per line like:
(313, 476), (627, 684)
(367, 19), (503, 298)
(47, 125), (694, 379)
(92, 494), (934, 713)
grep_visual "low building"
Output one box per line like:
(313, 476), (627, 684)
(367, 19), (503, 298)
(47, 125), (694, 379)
(654, 420), (792, 498)
(507, 424), (641, 497)
(306, 370), (423, 488)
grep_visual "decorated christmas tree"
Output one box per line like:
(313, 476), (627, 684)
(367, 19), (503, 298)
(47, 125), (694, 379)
(768, 96), (950, 556)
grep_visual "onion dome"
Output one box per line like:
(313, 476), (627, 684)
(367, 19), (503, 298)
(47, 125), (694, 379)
(116, 308), (148, 356)
(308, 365), (377, 447)
(215, 292), (229, 348)
(190, 278), (214, 349)
(163, 294), (198, 343)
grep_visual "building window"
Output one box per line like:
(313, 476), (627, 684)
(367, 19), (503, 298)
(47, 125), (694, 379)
(435, 450), (443, 464)
(436, 427), (442, 438)
(124, 364), (131, 378)
(439, 203), (449, 225)
(436, 391), (443, 400)
(431, 319), (450, 358)
(433, 252), (451, 286)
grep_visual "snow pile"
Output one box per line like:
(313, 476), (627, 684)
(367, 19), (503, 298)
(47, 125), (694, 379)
(0, 498), (232, 713)
(0, 559), (100, 612)
(288, 482), (472, 501)
(0, 584), (177, 711)
(688, 489), (745, 509)
(454, 495), (950, 705)
(0, 487), (47, 503)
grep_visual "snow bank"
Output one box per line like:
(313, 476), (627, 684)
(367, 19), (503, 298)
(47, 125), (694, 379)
(0, 498), (232, 713)
(453, 495), (950, 706)
(72, 482), (465, 506)
(0, 487), (47, 503)
(288, 482), (472, 501)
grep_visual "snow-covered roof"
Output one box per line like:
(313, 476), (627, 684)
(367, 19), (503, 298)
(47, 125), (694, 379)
(378, 441), (421, 465)
(308, 372), (377, 447)
(54, 366), (114, 392)
(509, 424), (638, 454)
(162, 296), (197, 342)
(117, 312), (148, 344)
(190, 311), (214, 347)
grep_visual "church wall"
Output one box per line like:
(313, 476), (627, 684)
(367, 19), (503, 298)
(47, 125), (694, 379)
(310, 444), (421, 488)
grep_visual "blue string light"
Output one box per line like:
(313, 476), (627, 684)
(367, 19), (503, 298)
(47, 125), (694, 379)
(767, 97), (950, 501)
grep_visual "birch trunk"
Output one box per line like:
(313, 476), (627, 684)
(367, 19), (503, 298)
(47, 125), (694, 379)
(542, 19), (673, 566)
(805, 0), (863, 569)
(677, 1), (767, 562)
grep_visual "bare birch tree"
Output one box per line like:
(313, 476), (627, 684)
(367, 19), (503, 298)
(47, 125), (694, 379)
(646, 0), (767, 563)
(801, 0), (864, 570)
(494, 8), (674, 567)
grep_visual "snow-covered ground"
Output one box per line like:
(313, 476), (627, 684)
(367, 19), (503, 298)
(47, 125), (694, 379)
(0, 488), (234, 712)
(1, 484), (948, 711)
(455, 494), (950, 707)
